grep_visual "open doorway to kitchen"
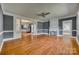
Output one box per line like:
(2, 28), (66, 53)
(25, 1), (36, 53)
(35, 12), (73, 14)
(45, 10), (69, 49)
(21, 19), (32, 37)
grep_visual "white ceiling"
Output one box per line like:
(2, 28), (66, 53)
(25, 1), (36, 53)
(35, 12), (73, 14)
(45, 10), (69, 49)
(1, 3), (79, 19)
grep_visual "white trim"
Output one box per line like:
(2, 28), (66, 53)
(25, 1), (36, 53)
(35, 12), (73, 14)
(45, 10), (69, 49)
(58, 15), (76, 20)
(37, 33), (49, 35)
(76, 36), (79, 45)
(0, 32), (3, 35)
(3, 31), (13, 32)
(57, 35), (63, 37)
(76, 13), (79, 45)
(3, 37), (21, 42)
(0, 40), (4, 52)
(32, 33), (49, 35)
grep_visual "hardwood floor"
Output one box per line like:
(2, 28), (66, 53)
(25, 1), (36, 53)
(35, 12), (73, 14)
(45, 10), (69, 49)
(0, 33), (79, 55)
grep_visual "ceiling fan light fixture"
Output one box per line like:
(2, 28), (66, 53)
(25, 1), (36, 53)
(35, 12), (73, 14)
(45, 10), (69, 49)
(37, 12), (50, 17)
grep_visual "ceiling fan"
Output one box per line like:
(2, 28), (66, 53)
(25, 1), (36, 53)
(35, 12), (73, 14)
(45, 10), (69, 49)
(37, 12), (50, 17)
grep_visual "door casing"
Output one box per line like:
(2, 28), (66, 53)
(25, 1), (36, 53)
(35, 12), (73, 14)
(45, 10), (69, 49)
(63, 20), (72, 36)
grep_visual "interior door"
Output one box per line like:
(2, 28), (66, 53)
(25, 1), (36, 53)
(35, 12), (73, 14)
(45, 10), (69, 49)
(63, 20), (72, 40)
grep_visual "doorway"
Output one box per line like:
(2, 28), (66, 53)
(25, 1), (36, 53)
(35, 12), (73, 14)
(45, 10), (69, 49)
(21, 19), (32, 37)
(63, 20), (72, 36)
(59, 16), (76, 36)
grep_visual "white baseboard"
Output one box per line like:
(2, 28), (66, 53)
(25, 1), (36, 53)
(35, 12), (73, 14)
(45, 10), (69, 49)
(32, 33), (49, 36)
(57, 35), (63, 37)
(76, 37), (79, 45)
(37, 33), (49, 35)
(3, 37), (21, 42)
(0, 41), (4, 52)
(0, 37), (21, 52)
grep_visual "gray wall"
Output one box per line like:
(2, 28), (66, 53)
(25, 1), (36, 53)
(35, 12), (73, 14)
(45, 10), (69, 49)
(3, 15), (13, 31)
(37, 21), (49, 33)
(3, 15), (13, 39)
(37, 22), (49, 29)
(0, 5), (3, 45)
(37, 22), (43, 29)
(43, 22), (49, 29)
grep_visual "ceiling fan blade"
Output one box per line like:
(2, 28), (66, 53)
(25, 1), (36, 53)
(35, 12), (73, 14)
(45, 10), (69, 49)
(37, 14), (42, 16)
(37, 12), (50, 17)
(45, 12), (50, 15)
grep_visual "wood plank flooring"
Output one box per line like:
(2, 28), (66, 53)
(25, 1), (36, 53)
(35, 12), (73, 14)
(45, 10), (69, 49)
(0, 33), (79, 55)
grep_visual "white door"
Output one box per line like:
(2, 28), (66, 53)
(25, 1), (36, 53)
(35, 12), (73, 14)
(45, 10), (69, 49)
(63, 20), (72, 36)
(63, 20), (72, 41)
